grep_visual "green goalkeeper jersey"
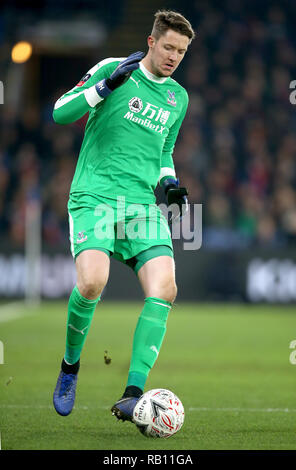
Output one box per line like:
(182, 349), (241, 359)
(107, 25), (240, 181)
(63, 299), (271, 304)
(53, 58), (189, 204)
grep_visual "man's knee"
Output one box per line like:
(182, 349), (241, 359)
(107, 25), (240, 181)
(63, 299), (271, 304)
(77, 277), (106, 299)
(76, 250), (110, 300)
(152, 278), (177, 304)
(165, 280), (177, 304)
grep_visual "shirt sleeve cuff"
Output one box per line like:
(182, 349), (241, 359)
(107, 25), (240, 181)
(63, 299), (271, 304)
(84, 85), (104, 107)
(159, 167), (176, 184)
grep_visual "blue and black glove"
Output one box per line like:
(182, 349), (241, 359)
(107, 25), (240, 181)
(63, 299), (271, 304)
(163, 178), (189, 223)
(95, 51), (145, 98)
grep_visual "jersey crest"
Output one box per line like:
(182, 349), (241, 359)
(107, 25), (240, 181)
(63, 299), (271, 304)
(167, 90), (177, 107)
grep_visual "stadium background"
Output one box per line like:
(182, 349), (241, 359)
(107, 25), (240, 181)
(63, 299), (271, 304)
(0, 0), (296, 303)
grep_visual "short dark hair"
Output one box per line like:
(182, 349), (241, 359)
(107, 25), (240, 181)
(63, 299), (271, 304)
(151, 10), (195, 43)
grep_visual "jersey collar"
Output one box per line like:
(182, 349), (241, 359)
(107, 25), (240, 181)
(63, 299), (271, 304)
(139, 62), (168, 84)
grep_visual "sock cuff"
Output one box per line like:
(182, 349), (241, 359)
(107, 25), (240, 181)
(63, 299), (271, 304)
(126, 372), (146, 391)
(73, 285), (101, 306)
(144, 296), (172, 309)
(62, 357), (80, 374)
(141, 297), (172, 324)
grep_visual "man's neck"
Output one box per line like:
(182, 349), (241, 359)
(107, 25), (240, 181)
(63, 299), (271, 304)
(139, 60), (168, 83)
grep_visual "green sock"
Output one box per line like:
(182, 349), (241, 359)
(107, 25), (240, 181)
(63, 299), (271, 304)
(126, 296), (172, 391)
(64, 285), (100, 364)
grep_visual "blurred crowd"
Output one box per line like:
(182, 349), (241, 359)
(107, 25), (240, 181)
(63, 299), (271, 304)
(0, 1), (296, 250)
(174, 0), (296, 248)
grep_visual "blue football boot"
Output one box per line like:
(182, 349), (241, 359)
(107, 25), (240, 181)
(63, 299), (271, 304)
(53, 362), (79, 416)
(111, 396), (140, 422)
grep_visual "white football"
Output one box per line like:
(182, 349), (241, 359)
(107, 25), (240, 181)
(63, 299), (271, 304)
(132, 388), (185, 438)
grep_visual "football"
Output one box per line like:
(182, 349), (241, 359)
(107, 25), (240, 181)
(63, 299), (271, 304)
(132, 388), (185, 438)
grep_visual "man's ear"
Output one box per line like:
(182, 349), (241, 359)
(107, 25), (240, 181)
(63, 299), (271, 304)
(147, 35), (156, 49)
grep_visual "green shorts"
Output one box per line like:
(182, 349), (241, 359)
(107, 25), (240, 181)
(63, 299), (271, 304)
(68, 192), (173, 273)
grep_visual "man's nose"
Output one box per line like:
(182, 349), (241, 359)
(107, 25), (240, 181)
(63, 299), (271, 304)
(169, 51), (177, 62)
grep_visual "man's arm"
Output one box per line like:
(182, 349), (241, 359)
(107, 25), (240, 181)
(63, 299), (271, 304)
(53, 52), (144, 125)
(53, 59), (118, 125)
(160, 91), (189, 221)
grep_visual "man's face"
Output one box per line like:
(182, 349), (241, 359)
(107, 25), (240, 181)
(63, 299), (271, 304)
(147, 29), (190, 77)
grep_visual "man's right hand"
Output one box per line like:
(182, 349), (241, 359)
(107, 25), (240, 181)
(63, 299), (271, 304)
(95, 51), (145, 98)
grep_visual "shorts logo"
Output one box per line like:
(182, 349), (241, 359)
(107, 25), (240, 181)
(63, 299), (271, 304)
(128, 97), (143, 113)
(77, 231), (88, 244)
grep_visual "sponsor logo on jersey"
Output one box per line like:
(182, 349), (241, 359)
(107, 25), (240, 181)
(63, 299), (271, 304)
(167, 90), (176, 106)
(124, 99), (171, 134)
(76, 73), (91, 87)
(124, 112), (166, 134)
(129, 97), (143, 113)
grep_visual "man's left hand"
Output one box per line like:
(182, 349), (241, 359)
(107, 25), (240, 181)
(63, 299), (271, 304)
(163, 178), (189, 222)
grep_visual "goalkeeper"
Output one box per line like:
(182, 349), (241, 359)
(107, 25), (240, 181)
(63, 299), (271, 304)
(53, 10), (195, 421)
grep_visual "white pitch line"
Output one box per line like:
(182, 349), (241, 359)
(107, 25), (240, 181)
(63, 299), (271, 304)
(188, 407), (296, 413)
(0, 404), (109, 411)
(0, 301), (38, 323)
(0, 404), (296, 413)
(0, 301), (26, 323)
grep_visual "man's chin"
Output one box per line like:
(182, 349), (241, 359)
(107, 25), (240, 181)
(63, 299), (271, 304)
(156, 67), (174, 77)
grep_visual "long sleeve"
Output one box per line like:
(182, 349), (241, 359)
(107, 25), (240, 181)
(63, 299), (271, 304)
(159, 90), (189, 185)
(52, 58), (121, 125)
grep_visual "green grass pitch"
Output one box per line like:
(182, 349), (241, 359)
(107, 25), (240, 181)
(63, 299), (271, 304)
(0, 301), (295, 450)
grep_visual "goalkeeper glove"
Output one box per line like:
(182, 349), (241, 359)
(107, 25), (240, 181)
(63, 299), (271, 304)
(162, 178), (189, 223)
(95, 51), (145, 98)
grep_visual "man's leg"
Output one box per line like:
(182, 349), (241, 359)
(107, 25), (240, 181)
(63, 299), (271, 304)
(127, 254), (176, 391)
(64, 249), (110, 364)
(53, 249), (110, 416)
(111, 252), (176, 421)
